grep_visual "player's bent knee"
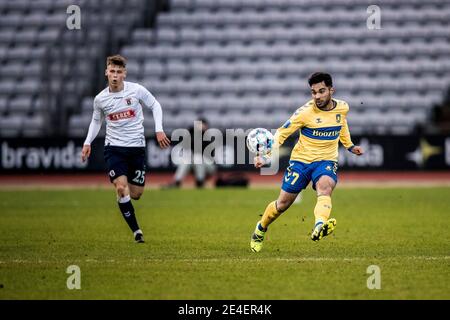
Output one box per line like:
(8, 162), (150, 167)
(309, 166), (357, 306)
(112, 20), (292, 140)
(317, 187), (333, 196)
(316, 179), (334, 196)
(129, 187), (144, 200)
(131, 193), (142, 200)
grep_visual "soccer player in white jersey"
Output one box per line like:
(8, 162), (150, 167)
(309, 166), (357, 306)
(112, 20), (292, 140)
(81, 55), (170, 243)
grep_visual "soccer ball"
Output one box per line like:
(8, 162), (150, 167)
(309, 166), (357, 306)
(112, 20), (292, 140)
(246, 128), (274, 155)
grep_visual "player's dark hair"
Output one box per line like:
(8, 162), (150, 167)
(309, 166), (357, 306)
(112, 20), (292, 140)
(106, 54), (127, 68)
(308, 72), (333, 87)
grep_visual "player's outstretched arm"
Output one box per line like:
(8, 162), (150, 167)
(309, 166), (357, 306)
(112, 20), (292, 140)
(144, 91), (170, 148)
(81, 118), (101, 162)
(350, 146), (364, 156)
(253, 150), (276, 168)
(254, 156), (265, 168)
(81, 98), (103, 162)
(81, 145), (91, 162)
(340, 116), (363, 156)
(255, 106), (304, 169)
(156, 131), (171, 148)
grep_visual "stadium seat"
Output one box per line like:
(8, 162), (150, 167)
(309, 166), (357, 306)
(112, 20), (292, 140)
(0, 95), (8, 114)
(8, 96), (33, 114)
(0, 115), (23, 137)
(68, 114), (92, 138)
(22, 114), (45, 137)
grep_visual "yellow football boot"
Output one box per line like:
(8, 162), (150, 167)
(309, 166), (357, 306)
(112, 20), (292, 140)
(250, 222), (266, 252)
(311, 218), (336, 241)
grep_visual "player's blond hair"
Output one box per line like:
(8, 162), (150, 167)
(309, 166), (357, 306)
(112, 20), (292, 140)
(106, 55), (126, 68)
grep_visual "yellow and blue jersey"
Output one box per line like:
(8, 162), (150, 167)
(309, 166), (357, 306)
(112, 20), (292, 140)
(274, 98), (354, 163)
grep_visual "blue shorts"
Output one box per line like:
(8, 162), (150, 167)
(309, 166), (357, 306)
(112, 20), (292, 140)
(104, 146), (147, 186)
(281, 160), (338, 194)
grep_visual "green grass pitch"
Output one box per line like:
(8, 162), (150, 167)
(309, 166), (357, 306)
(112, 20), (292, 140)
(0, 187), (449, 299)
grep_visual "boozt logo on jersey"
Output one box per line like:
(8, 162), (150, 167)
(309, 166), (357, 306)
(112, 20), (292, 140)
(107, 109), (136, 121)
(301, 126), (342, 140)
(312, 129), (340, 137)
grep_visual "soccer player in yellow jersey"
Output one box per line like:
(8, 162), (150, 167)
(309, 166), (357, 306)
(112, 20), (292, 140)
(250, 72), (364, 252)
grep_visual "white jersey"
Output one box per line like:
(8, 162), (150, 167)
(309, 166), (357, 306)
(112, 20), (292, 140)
(84, 81), (163, 147)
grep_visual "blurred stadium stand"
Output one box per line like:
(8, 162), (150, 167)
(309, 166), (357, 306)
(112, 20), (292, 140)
(1, 0), (450, 138)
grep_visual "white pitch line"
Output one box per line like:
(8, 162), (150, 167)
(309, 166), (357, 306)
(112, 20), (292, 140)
(154, 256), (450, 263)
(0, 256), (448, 264)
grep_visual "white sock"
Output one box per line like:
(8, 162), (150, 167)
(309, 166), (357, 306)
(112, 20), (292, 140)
(133, 229), (143, 236)
(314, 219), (324, 230)
(118, 195), (131, 203)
